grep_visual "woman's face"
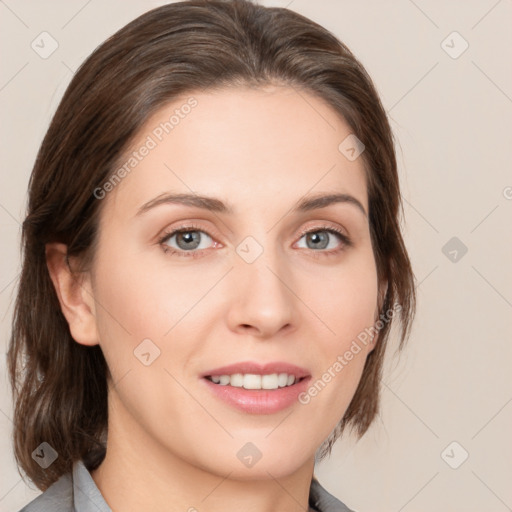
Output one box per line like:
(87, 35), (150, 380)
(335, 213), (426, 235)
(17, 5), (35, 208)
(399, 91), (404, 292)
(87, 85), (380, 478)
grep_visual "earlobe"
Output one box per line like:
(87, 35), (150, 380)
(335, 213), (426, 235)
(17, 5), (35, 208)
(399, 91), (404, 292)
(45, 242), (99, 346)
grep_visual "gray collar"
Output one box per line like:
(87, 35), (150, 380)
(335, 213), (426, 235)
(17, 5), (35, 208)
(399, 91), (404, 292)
(72, 460), (111, 511)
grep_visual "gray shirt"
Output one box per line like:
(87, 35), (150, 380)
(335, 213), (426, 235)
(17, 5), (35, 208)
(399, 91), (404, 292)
(19, 460), (354, 512)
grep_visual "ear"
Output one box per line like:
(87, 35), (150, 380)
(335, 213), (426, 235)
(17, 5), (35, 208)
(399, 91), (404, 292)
(368, 279), (389, 353)
(45, 242), (99, 346)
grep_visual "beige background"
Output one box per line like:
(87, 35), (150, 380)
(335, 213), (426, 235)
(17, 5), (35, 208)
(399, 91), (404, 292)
(1, 1), (511, 511)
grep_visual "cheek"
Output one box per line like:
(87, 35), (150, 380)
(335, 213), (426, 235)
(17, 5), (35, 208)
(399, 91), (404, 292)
(89, 242), (179, 381)
(299, 252), (378, 413)
(318, 251), (379, 347)
(89, 251), (202, 431)
(92, 238), (194, 339)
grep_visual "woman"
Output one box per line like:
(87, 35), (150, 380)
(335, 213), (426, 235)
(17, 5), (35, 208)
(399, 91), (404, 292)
(8, 1), (416, 510)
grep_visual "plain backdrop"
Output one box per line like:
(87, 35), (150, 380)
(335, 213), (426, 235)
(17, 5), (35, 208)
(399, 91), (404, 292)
(1, 1), (511, 511)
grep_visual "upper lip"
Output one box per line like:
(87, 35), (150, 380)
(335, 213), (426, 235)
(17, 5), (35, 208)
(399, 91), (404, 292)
(201, 361), (311, 379)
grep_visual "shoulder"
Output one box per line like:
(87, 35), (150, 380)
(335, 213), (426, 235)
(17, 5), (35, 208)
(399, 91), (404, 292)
(309, 476), (356, 512)
(18, 472), (73, 512)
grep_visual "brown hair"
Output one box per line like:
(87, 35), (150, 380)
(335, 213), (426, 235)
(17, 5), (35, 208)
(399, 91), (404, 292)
(7, 0), (416, 491)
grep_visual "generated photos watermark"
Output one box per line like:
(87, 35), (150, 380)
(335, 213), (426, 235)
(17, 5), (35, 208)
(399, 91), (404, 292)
(93, 97), (198, 200)
(298, 302), (402, 405)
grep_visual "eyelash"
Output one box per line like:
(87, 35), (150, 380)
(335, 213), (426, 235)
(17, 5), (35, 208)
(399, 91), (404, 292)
(157, 223), (352, 259)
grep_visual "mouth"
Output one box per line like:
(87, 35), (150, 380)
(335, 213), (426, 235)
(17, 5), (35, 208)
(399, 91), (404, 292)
(200, 361), (311, 414)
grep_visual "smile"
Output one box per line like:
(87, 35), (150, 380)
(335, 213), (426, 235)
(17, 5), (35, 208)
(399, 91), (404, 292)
(205, 372), (304, 389)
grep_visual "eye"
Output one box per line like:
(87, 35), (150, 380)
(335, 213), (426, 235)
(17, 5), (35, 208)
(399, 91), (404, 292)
(157, 223), (352, 259)
(158, 224), (217, 258)
(295, 226), (351, 255)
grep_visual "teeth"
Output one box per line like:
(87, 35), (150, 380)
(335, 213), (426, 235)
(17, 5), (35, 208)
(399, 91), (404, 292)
(278, 373), (288, 387)
(209, 373), (298, 389)
(230, 373), (244, 387)
(218, 375), (230, 385)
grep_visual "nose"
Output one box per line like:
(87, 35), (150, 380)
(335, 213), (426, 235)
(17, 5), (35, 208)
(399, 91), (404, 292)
(226, 248), (298, 339)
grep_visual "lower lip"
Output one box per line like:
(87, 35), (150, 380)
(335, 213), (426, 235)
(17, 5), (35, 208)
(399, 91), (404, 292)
(201, 376), (311, 414)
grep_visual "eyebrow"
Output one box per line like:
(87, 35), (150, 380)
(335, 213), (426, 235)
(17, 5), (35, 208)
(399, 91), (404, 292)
(136, 191), (367, 217)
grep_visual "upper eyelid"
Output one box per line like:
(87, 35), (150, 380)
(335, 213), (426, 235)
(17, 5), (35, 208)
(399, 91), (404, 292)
(159, 222), (349, 247)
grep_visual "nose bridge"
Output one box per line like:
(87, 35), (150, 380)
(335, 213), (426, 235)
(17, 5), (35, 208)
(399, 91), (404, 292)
(228, 233), (297, 336)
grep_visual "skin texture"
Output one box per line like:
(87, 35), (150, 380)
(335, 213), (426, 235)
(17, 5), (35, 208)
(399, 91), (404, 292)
(46, 85), (383, 512)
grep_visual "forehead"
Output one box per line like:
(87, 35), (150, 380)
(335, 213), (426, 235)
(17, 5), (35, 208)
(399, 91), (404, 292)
(103, 85), (368, 217)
